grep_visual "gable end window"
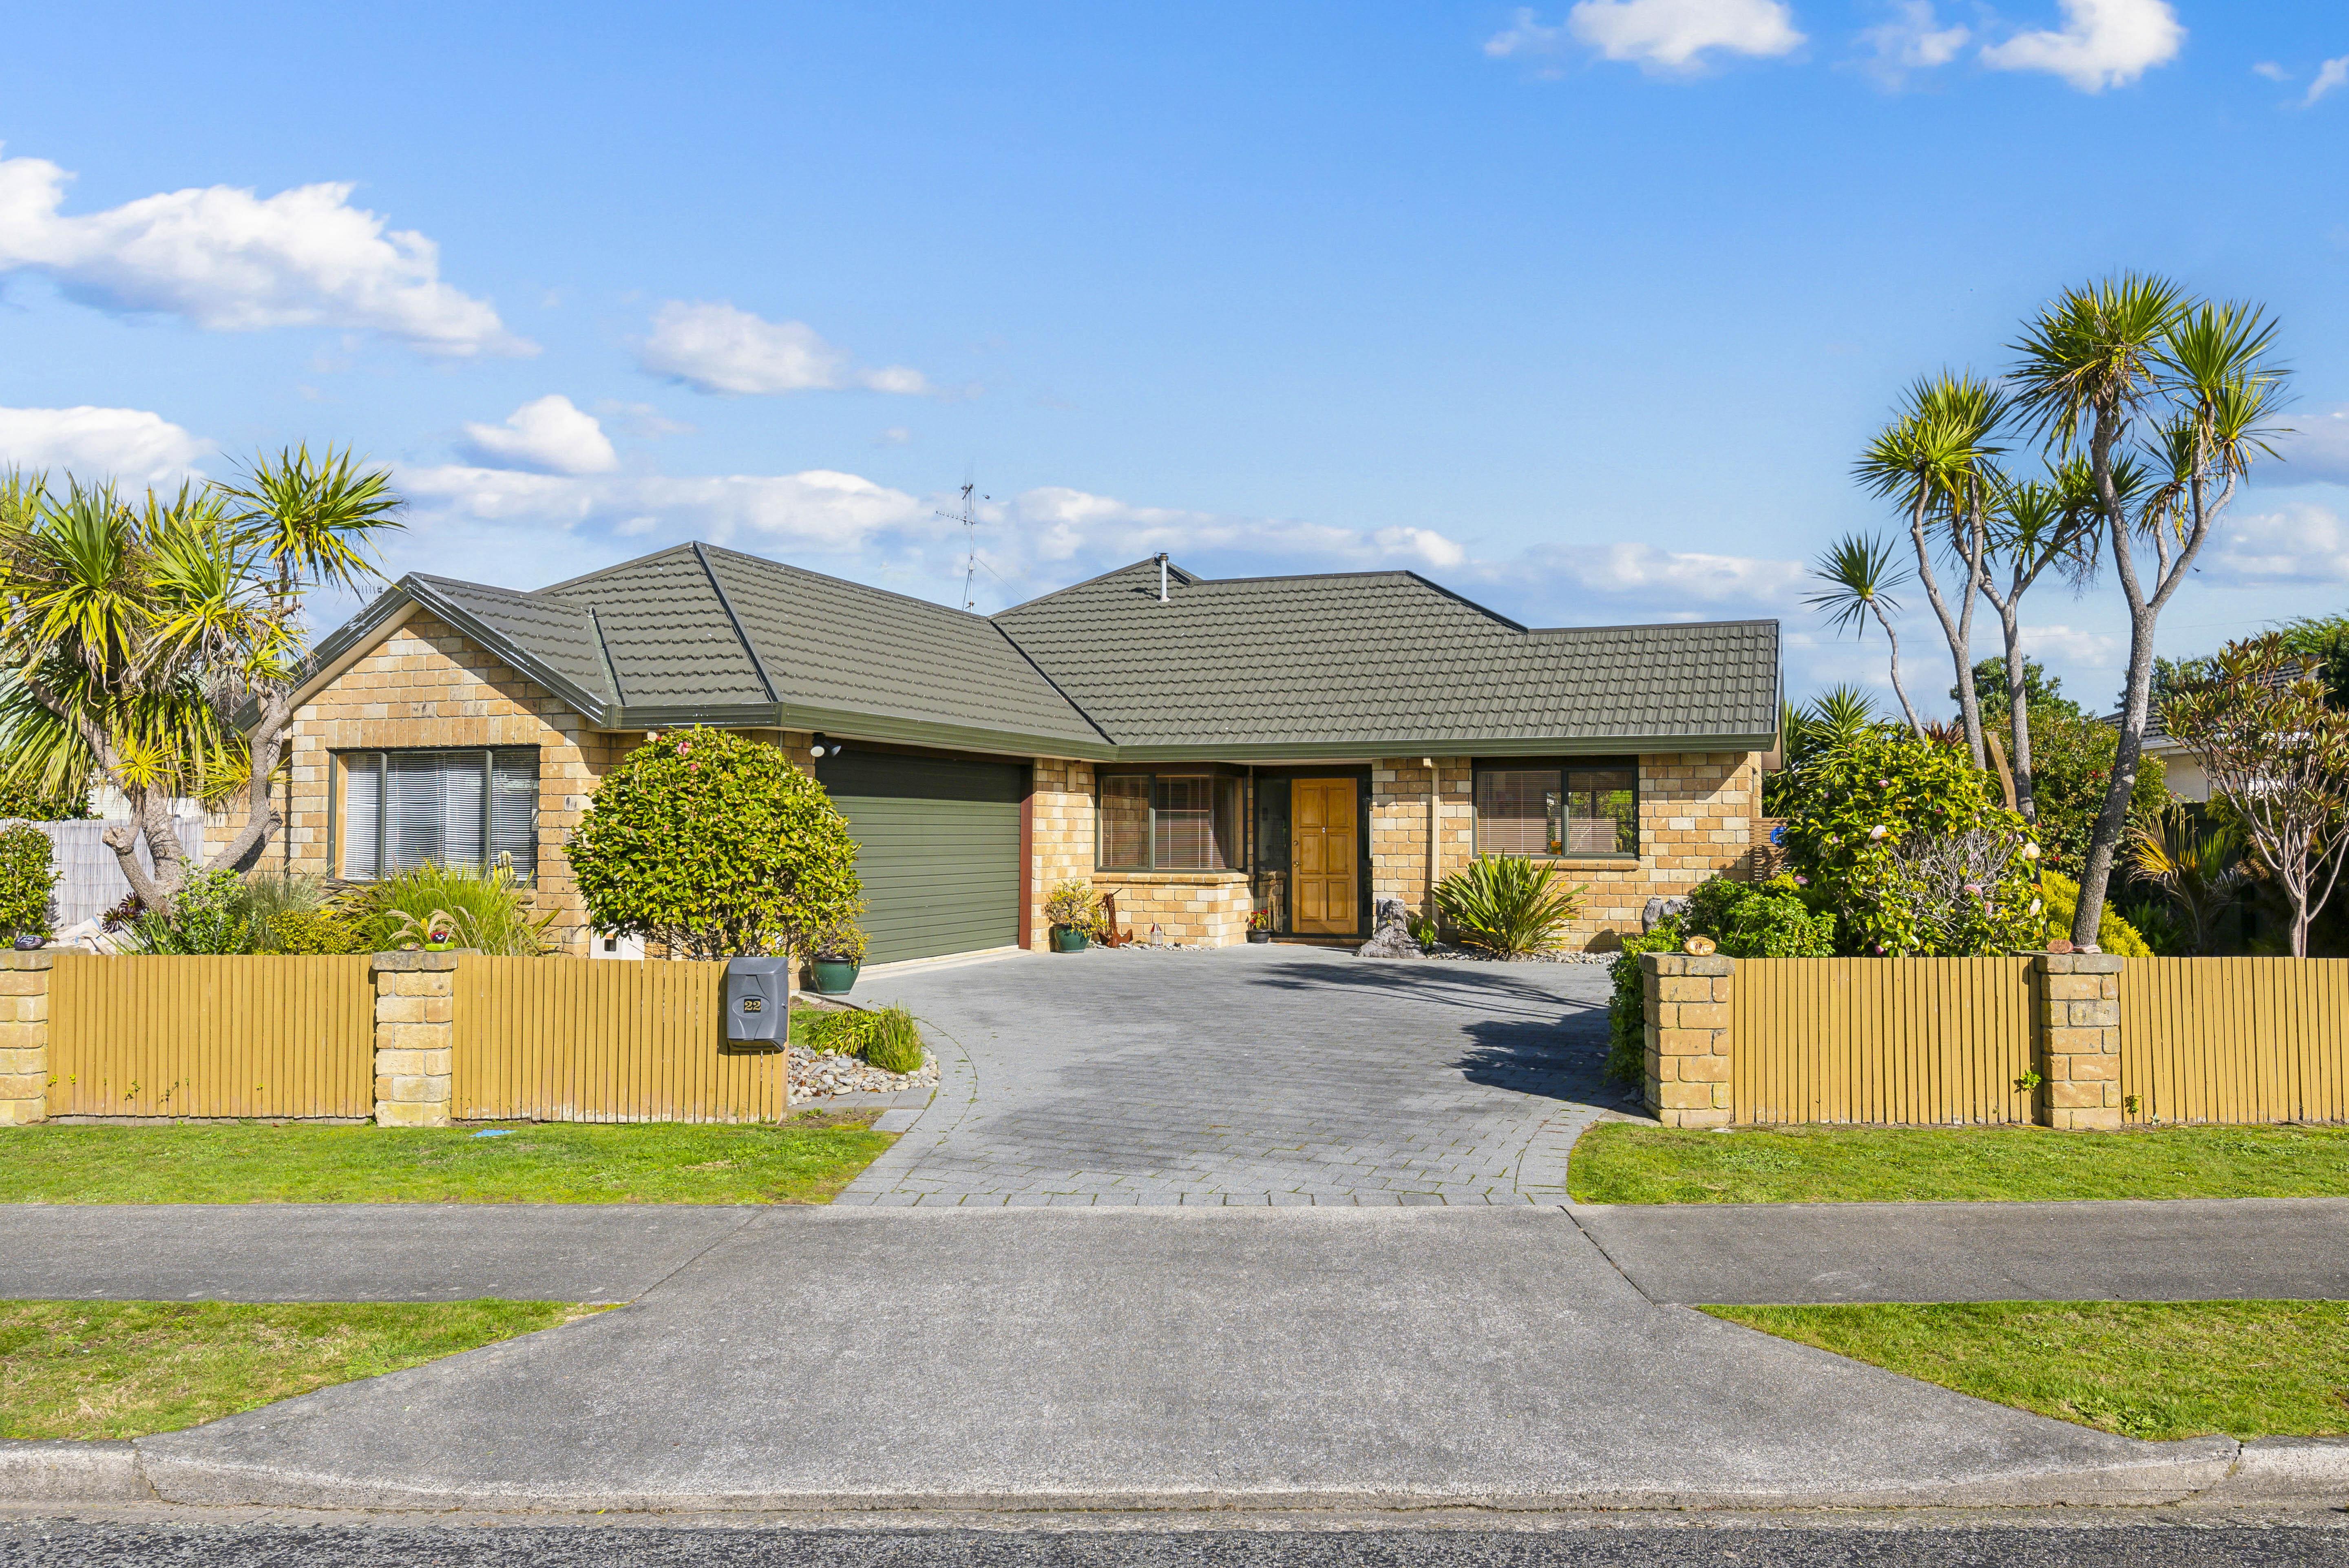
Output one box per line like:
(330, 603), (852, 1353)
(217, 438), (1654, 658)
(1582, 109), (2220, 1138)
(1472, 759), (1637, 858)
(338, 748), (540, 881)
(1097, 771), (1245, 871)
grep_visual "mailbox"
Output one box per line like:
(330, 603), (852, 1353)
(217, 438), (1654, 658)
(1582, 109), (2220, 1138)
(723, 956), (790, 1047)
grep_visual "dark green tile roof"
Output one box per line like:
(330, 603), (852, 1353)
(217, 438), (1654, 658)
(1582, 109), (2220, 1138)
(992, 559), (1779, 749)
(347, 548), (1777, 756)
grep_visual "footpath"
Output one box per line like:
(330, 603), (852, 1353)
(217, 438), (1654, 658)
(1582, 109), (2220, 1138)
(3, 1201), (2347, 1514)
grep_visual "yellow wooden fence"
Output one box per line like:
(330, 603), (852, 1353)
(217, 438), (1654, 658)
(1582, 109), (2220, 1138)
(1731, 956), (2038, 1126)
(450, 956), (786, 1123)
(2121, 957), (2349, 1126)
(46, 953), (376, 1119)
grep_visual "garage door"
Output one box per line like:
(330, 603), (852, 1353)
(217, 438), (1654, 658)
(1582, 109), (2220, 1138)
(815, 751), (1028, 964)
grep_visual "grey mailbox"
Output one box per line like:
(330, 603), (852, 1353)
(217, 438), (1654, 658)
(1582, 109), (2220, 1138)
(724, 956), (790, 1047)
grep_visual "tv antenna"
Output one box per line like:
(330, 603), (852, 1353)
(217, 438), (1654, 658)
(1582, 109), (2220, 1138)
(937, 468), (990, 610)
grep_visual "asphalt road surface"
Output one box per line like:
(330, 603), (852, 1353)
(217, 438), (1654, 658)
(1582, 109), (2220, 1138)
(4, 1517), (2349, 1566)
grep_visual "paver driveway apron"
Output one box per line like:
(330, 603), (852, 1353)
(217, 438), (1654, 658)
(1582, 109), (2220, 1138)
(834, 943), (1622, 1206)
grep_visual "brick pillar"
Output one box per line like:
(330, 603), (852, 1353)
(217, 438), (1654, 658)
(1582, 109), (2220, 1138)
(373, 952), (457, 1127)
(2035, 952), (2124, 1131)
(0, 952), (51, 1126)
(1642, 952), (1735, 1129)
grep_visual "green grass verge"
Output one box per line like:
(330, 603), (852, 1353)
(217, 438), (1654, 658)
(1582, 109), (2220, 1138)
(0, 1117), (894, 1204)
(1569, 1122), (2349, 1204)
(1703, 1301), (2349, 1441)
(0, 1298), (602, 1440)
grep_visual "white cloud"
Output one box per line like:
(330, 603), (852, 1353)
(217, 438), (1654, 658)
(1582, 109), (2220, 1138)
(873, 426), (913, 447)
(632, 300), (930, 396)
(2201, 502), (2349, 586)
(1978, 0), (2183, 92)
(0, 151), (528, 358)
(2252, 61), (2289, 83)
(1856, 2), (1970, 87)
(2020, 623), (2123, 667)
(457, 395), (619, 476)
(0, 405), (211, 488)
(1485, 0), (1802, 74)
(594, 401), (694, 438)
(2271, 404), (2349, 486)
(400, 464), (931, 555)
(1506, 541), (1805, 615)
(2306, 56), (2349, 107)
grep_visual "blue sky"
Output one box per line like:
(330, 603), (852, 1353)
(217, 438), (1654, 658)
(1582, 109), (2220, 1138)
(0, 1), (2343, 716)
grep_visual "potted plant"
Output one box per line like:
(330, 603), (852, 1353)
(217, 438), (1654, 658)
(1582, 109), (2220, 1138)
(1044, 879), (1098, 952)
(1245, 906), (1273, 943)
(805, 917), (867, 994)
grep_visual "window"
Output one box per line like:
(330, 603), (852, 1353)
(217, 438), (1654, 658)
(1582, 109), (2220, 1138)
(340, 748), (539, 880)
(1097, 772), (1245, 871)
(1473, 760), (1637, 857)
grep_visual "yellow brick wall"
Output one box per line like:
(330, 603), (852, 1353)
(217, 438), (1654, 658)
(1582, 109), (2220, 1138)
(1091, 871), (1251, 947)
(1368, 751), (1759, 952)
(287, 612), (627, 954)
(1029, 757), (1095, 951)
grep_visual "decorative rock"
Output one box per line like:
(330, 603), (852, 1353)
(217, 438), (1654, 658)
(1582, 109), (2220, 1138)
(1357, 897), (1422, 959)
(1644, 896), (1691, 932)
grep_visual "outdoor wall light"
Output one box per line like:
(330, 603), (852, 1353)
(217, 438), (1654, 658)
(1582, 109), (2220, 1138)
(809, 734), (838, 758)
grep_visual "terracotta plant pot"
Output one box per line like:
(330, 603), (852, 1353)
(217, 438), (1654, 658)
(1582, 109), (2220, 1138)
(808, 957), (861, 994)
(1052, 925), (1090, 953)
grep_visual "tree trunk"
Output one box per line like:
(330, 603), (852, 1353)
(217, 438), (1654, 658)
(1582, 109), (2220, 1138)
(1872, 603), (1924, 735)
(1999, 607), (2036, 822)
(206, 687), (290, 876)
(2072, 586), (2158, 950)
(1906, 491), (1984, 768)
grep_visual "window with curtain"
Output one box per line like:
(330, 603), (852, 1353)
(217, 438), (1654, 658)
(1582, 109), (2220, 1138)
(1473, 761), (1637, 857)
(340, 748), (539, 880)
(1096, 772), (1245, 871)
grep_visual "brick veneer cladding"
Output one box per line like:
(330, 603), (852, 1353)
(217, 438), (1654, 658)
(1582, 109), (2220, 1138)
(1368, 752), (1758, 952)
(288, 611), (819, 956)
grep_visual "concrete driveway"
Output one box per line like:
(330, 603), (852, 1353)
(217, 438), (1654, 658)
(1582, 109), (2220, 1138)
(831, 943), (1626, 1206)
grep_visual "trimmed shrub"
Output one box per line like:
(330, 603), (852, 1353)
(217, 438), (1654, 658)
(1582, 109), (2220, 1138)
(568, 728), (862, 961)
(124, 868), (248, 954)
(260, 907), (363, 956)
(2035, 870), (2153, 958)
(0, 822), (52, 939)
(1433, 855), (1586, 958)
(1778, 727), (2041, 956)
(1603, 876), (1835, 1084)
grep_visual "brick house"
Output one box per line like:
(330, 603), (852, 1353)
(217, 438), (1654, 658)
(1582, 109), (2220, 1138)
(280, 544), (1780, 961)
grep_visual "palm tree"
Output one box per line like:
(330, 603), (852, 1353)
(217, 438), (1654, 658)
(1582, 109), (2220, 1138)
(1854, 371), (2009, 771)
(2009, 276), (2288, 946)
(0, 449), (402, 914)
(1973, 455), (2133, 824)
(1804, 534), (1923, 736)
(2127, 808), (2252, 957)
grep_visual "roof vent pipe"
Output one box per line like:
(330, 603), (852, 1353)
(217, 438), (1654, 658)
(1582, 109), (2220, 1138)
(1158, 552), (1169, 604)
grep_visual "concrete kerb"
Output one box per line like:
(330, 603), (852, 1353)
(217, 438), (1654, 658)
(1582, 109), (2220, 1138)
(3, 1433), (2344, 1512)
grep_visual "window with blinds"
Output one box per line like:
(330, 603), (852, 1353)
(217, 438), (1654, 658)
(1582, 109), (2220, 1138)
(1473, 759), (1638, 858)
(1096, 772), (1245, 871)
(339, 749), (539, 880)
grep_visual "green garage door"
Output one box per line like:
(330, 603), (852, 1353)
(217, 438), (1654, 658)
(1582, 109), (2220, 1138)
(815, 751), (1028, 964)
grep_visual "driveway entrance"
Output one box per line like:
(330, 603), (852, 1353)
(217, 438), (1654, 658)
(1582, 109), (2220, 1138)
(833, 943), (1623, 1206)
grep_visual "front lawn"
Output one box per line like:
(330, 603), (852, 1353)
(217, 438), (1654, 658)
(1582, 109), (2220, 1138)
(0, 1116), (893, 1204)
(0, 1298), (600, 1440)
(1570, 1122), (2349, 1204)
(1705, 1300), (2349, 1441)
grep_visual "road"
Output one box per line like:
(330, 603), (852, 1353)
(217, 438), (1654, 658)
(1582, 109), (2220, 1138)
(4, 1514), (2347, 1566)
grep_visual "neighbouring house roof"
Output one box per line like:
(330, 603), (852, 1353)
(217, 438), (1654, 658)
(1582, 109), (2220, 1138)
(298, 547), (1780, 761)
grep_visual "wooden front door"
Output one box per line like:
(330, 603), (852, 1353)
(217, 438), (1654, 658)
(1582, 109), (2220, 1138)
(1290, 778), (1359, 934)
